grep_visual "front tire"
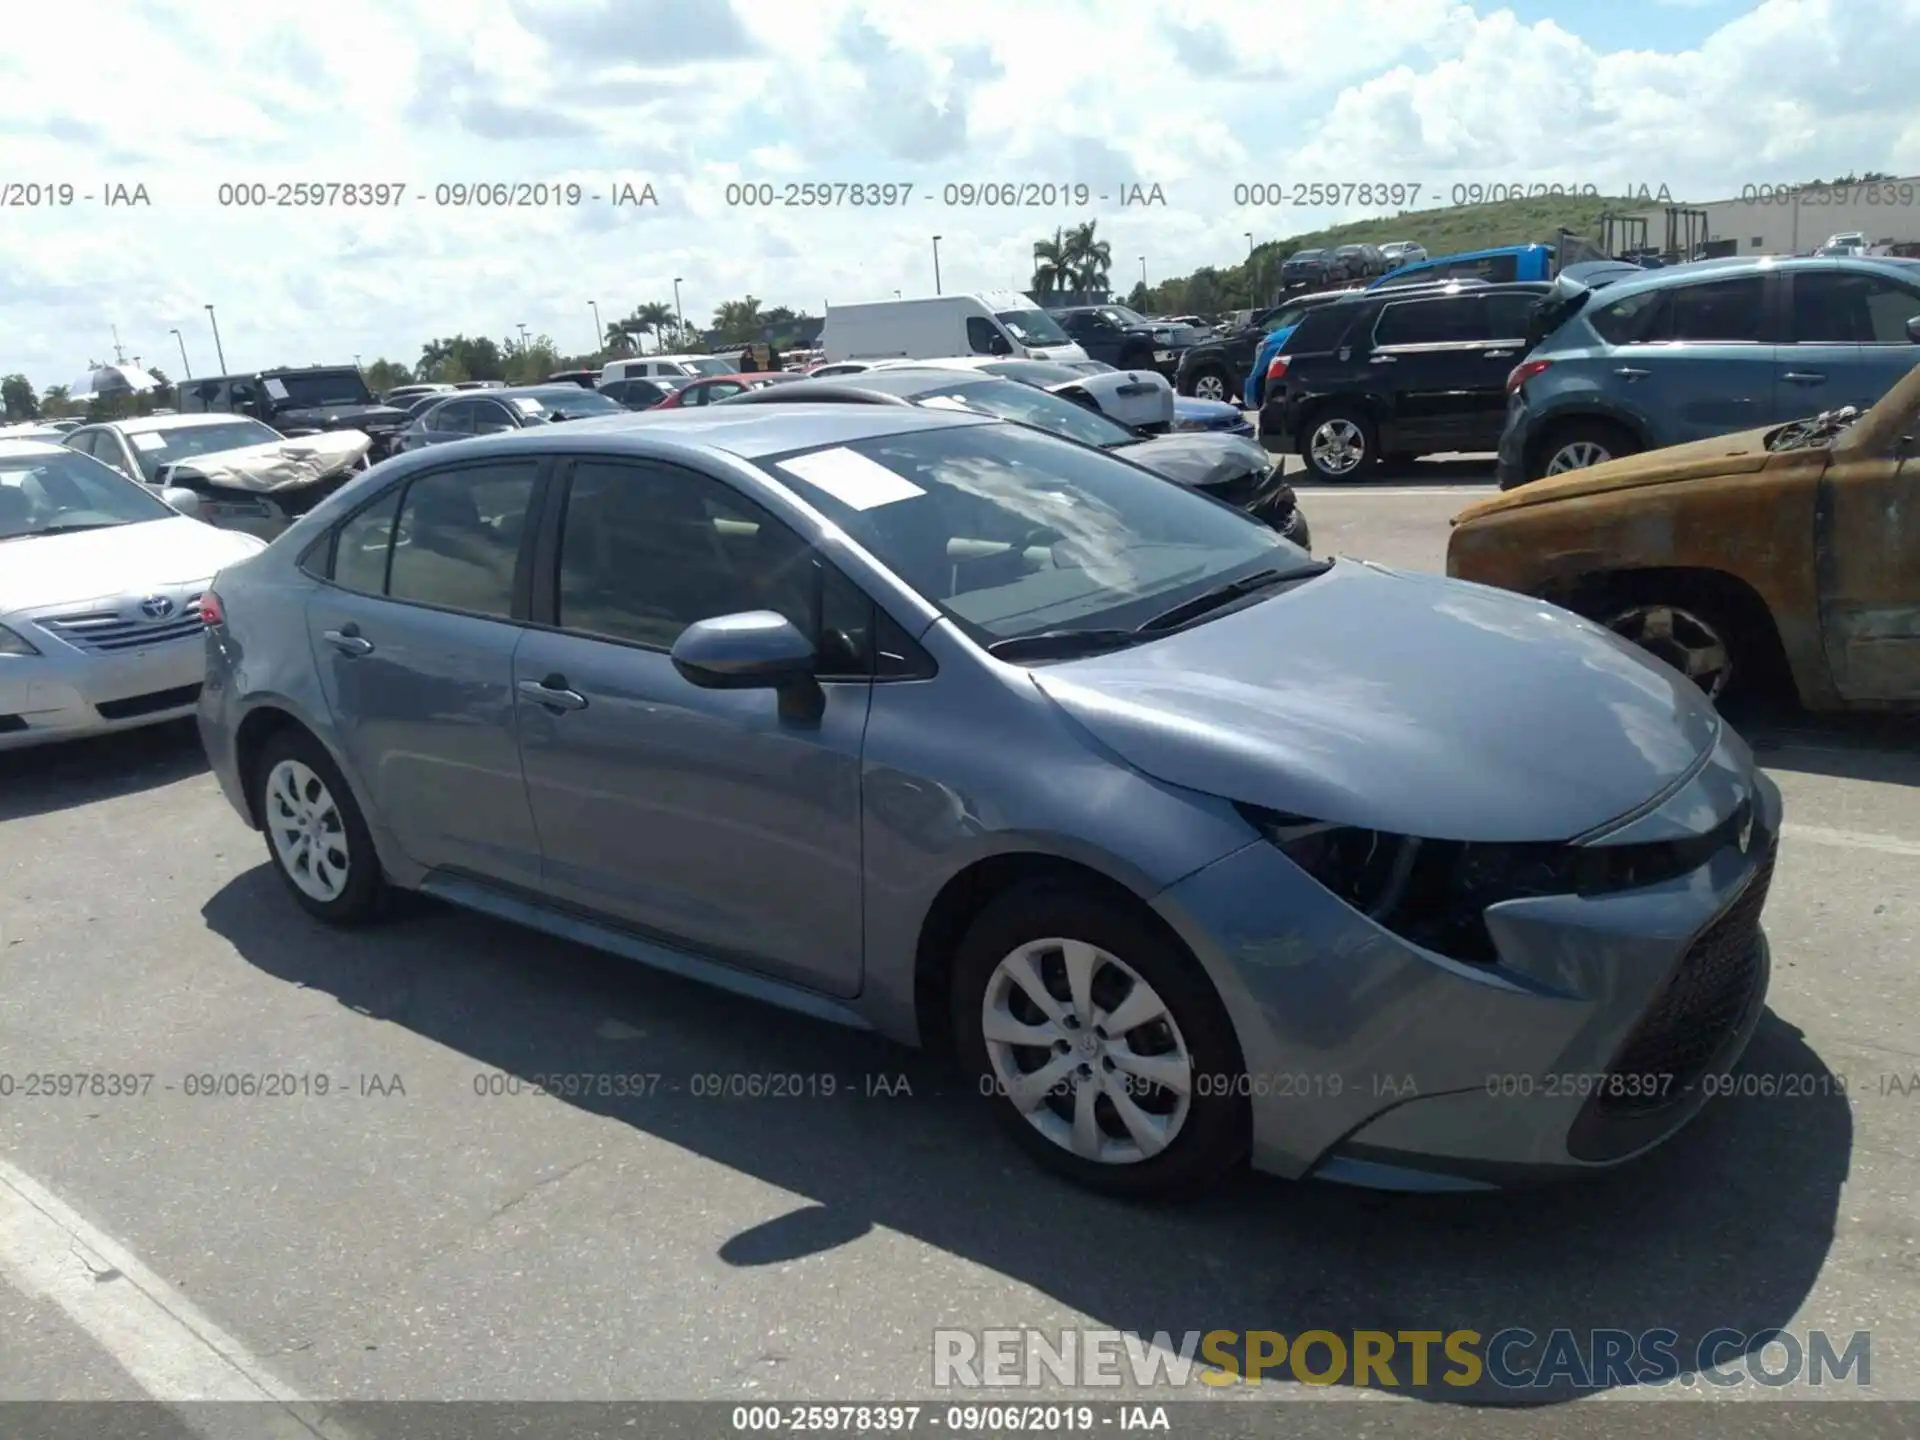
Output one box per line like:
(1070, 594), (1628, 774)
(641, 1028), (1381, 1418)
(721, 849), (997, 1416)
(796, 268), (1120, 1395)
(951, 881), (1250, 1199)
(1300, 406), (1378, 481)
(1578, 577), (1785, 709)
(1185, 367), (1231, 402)
(253, 728), (386, 924)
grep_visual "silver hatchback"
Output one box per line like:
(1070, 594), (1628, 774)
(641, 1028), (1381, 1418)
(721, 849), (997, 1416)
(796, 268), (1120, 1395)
(198, 405), (1781, 1197)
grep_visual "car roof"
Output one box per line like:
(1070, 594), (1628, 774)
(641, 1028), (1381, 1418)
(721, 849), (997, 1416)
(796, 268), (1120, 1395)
(728, 368), (1003, 402)
(0, 439), (70, 459)
(686, 372), (801, 385)
(416, 401), (996, 463)
(441, 384), (615, 402)
(104, 412), (271, 434)
(1574, 253), (1920, 304)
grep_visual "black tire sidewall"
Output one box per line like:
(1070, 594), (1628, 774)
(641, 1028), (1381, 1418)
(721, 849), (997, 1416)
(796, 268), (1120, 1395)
(949, 881), (1251, 1198)
(1190, 368), (1230, 402)
(1532, 419), (1638, 482)
(1302, 406), (1377, 482)
(254, 729), (385, 924)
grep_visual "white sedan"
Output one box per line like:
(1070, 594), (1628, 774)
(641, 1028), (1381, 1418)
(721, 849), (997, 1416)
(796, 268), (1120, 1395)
(0, 440), (263, 750)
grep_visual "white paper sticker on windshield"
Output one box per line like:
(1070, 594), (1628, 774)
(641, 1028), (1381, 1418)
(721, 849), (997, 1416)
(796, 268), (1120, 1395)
(263, 378), (290, 400)
(776, 447), (924, 511)
(511, 396), (545, 413)
(130, 432), (166, 451)
(917, 394), (976, 413)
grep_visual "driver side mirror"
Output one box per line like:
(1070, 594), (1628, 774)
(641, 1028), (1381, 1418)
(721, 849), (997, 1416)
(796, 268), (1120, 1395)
(671, 611), (822, 722)
(988, 331), (1013, 356)
(1907, 315), (1920, 344)
(160, 487), (204, 517)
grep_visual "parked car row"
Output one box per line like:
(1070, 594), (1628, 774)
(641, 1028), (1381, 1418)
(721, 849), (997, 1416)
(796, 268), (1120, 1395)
(1246, 253), (1920, 487)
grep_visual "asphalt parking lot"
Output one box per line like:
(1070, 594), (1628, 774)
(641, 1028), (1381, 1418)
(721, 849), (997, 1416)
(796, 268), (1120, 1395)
(2, 456), (1917, 1435)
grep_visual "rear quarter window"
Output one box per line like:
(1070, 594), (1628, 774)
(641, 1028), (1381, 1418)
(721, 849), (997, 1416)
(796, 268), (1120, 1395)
(1284, 306), (1358, 353)
(1587, 289), (1665, 345)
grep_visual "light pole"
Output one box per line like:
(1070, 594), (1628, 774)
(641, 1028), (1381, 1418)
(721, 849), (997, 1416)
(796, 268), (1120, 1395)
(590, 301), (604, 354)
(1139, 255), (1147, 289)
(931, 236), (942, 295)
(673, 278), (685, 348)
(204, 305), (227, 373)
(169, 329), (191, 379)
(516, 323), (529, 349)
(1245, 231), (1254, 257)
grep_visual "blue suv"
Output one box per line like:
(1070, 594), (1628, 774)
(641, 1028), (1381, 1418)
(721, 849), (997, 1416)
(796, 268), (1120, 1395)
(1498, 256), (1920, 488)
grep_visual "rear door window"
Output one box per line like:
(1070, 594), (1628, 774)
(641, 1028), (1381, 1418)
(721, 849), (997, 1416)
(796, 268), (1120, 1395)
(1373, 297), (1486, 346)
(1587, 289), (1665, 344)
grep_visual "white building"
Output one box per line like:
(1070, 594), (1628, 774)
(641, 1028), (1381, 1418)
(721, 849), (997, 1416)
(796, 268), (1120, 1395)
(1626, 176), (1920, 256)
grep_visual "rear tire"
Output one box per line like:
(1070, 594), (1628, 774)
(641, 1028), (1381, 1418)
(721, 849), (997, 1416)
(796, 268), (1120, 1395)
(1185, 367), (1231, 402)
(951, 881), (1250, 1199)
(1530, 418), (1640, 482)
(1300, 405), (1378, 482)
(252, 728), (386, 925)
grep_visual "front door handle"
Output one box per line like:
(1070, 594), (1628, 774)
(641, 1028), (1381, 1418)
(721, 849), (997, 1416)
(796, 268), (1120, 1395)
(1614, 367), (1650, 380)
(517, 676), (588, 712)
(1783, 371), (1827, 384)
(1370, 354), (1397, 364)
(1485, 349), (1515, 358)
(322, 628), (374, 657)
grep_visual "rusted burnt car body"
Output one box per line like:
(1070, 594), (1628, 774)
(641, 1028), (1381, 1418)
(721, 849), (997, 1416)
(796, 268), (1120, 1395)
(1447, 362), (1920, 711)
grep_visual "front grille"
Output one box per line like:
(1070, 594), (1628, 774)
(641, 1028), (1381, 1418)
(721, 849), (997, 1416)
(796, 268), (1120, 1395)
(95, 683), (201, 720)
(39, 597), (204, 652)
(1596, 845), (1775, 1114)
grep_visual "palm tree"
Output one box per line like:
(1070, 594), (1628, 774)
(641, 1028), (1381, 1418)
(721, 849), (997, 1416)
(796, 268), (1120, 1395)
(1066, 221), (1112, 295)
(631, 301), (675, 353)
(40, 384), (71, 417)
(712, 296), (765, 344)
(1031, 228), (1071, 297)
(603, 324), (639, 356)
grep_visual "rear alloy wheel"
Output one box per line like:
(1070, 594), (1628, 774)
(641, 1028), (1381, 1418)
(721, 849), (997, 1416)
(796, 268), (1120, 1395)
(1188, 369), (1230, 402)
(952, 882), (1249, 1198)
(254, 729), (385, 924)
(1535, 420), (1640, 480)
(1602, 602), (1736, 702)
(1303, 408), (1377, 481)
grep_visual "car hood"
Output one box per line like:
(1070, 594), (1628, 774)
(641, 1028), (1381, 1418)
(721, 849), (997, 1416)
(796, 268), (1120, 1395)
(1113, 431), (1270, 488)
(1029, 560), (1721, 842)
(0, 516), (264, 614)
(1458, 425), (1785, 519)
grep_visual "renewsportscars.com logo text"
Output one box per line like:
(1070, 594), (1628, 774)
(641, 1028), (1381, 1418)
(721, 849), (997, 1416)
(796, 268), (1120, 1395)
(933, 1328), (1872, 1391)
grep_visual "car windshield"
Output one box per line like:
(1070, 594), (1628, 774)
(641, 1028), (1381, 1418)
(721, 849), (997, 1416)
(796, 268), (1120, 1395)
(125, 419), (284, 481)
(689, 357), (737, 376)
(505, 389), (626, 421)
(1288, 250), (1324, 262)
(266, 371), (374, 407)
(757, 423), (1302, 645)
(0, 448), (176, 539)
(994, 308), (1071, 346)
(900, 375), (1137, 448)
(1098, 307), (1148, 326)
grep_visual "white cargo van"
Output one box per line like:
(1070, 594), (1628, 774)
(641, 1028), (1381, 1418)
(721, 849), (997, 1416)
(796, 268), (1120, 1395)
(821, 291), (1088, 364)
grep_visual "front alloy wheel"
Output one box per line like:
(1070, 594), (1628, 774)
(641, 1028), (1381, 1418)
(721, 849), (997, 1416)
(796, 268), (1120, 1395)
(981, 939), (1194, 1165)
(265, 759), (351, 903)
(1190, 372), (1228, 402)
(1604, 603), (1733, 701)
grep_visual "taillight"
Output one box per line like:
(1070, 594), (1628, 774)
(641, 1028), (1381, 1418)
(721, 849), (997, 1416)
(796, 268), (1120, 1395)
(1265, 355), (1291, 380)
(200, 590), (224, 627)
(1507, 359), (1552, 395)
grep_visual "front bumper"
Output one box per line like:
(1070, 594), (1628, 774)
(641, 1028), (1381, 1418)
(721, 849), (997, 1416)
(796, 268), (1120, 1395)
(1152, 736), (1783, 1187)
(0, 622), (207, 751)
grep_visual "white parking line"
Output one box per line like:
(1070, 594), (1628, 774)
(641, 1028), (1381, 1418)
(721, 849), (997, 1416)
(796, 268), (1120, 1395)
(1780, 822), (1920, 858)
(0, 1156), (358, 1435)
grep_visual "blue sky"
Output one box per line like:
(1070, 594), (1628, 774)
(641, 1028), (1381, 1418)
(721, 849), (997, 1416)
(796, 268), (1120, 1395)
(2, 0), (1916, 390)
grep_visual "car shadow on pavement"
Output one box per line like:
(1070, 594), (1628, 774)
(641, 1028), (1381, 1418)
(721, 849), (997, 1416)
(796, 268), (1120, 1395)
(0, 720), (207, 823)
(202, 866), (1850, 1406)
(1282, 457), (1496, 489)
(1741, 707), (1920, 788)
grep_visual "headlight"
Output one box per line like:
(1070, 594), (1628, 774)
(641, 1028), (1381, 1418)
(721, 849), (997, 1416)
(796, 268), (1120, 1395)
(0, 623), (41, 657)
(1236, 800), (1759, 964)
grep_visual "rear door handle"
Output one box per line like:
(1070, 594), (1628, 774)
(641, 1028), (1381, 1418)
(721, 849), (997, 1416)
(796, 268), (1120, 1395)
(1485, 349), (1515, 358)
(1613, 367), (1650, 380)
(517, 676), (588, 712)
(1370, 354), (1397, 364)
(322, 628), (374, 657)
(1783, 371), (1826, 383)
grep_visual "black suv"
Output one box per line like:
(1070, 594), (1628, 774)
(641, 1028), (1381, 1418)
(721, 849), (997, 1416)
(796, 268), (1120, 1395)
(179, 366), (412, 459)
(1263, 281), (1553, 480)
(1051, 305), (1204, 377)
(1175, 289), (1363, 402)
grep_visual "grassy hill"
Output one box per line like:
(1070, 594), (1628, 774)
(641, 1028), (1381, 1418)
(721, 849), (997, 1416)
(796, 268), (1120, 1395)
(1140, 192), (1641, 313)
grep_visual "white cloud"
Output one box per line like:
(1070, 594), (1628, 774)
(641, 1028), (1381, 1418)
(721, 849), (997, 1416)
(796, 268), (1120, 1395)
(2, 0), (1917, 389)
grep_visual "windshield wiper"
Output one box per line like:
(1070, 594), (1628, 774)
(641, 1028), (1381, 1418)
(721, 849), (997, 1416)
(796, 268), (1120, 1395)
(985, 628), (1141, 661)
(1137, 562), (1329, 633)
(12, 522), (123, 538)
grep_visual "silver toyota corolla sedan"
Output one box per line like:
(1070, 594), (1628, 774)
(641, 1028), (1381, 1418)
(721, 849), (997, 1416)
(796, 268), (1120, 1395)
(197, 405), (1782, 1197)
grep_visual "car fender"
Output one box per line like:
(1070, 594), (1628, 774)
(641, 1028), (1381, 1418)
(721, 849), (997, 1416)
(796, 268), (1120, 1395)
(1289, 385), (1388, 446)
(1523, 389), (1657, 458)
